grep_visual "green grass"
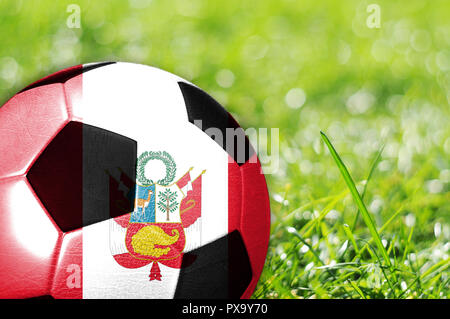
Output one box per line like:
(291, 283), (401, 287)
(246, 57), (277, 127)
(1, 0), (449, 299)
(257, 129), (449, 298)
(321, 132), (397, 285)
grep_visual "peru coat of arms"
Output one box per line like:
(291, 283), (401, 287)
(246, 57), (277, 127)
(109, 151), (204, 281)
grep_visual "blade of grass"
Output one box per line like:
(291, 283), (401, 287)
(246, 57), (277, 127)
(420, 257), (450, 280)
(366, 242), (398, 298)
(397, 275), (420, 299)
(320, 131), (394, 276)
(402, 226), (414, 263)
(351, 144), (384, 231)
(300, 192), (347, 237)
(342, 224), (360, 256)
(387, 235), (398, 268)
(355, 239), (397, 297)
(288, 227), (347, 294)
(349, 281), (367, 299)
(282, 190), (347, 222)
(357, 204), (405, 257)
(289, 229), (325, 266)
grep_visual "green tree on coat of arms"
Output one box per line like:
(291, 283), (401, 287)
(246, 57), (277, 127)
(157, 188), (179, 221)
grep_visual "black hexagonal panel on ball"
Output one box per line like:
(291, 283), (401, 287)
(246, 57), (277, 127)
(178, 82), (254, 165)
(174, 230), (252, 299)
(27, 121), (137, 232)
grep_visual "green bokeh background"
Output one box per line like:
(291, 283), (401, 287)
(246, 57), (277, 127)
(0, 0), (449, 298)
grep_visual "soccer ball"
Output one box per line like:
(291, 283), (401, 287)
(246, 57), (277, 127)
(0, 62), (270, 299)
